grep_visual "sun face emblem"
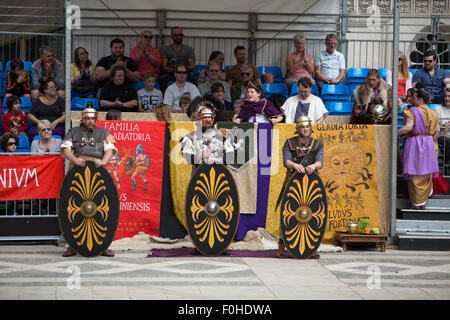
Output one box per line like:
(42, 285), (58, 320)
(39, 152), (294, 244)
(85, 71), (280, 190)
(67, 166), (110, 252)
(190, 167), (234, 248)
(282, 174), (326, 255)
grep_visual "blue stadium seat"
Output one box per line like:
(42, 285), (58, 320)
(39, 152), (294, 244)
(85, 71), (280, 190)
(320, 84), (350, 101)
(224, 65), (233, 72)
(409, 68), (419, 76)
(262, 83), (289, 99)
(347, 83), (360, 100)
(194, 64), (208, 78)
(2, 96), (32, 114)
(346, 68), (370, 85)
(258, 66), (283, 83)
(134, 80), (160, 91)
(71, 97), (100, 111)
(378, 68), (390, 80)
(428, 104), (439, 111)
(326, 101), (354, 116)
(290, 83), (319, 97)
(16, 135), (30, 153)
(33, 135), (62, 141)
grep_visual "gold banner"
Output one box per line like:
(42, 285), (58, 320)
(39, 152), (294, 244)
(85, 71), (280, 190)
(266, 124), (380, 244)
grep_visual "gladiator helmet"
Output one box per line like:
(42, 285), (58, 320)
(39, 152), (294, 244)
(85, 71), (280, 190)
(295, 115), (313, 136)
(81, 106), (98, 126)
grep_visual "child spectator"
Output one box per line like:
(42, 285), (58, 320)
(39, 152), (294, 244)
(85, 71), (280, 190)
(2, 95), (28, 135)
(106, 109), (122, 120)
(179, 96), (191, 113)
(137, 72), (163, 112)
(5, 59), (31, 98)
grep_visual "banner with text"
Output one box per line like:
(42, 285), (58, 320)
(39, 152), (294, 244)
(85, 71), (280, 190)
(97, 120), (166, 240)
(0, 155), (64, 200)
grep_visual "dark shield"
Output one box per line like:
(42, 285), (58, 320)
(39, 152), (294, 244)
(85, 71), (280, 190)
(280, 171), (328, 259)
(185, 164), (240, 256)
(59, 161), (120, 257)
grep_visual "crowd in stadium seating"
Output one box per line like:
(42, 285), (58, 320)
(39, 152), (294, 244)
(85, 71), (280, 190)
(1, 28), (450, 156)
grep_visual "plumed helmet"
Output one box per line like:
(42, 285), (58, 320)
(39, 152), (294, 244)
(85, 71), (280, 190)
(81, 107), (98, 120)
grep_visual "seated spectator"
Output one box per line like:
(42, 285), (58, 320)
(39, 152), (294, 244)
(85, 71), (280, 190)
(350, 69), (393, 124)
(412, 50), (450, 104)
(30, 120), (62, 153)
(179, 96), (191, 113)
(285, 33), (315, 91)
(226, 45), (261, 87)
(130, 30), (162, 80)
(163, 64), (201, 111)
(31, 46), (65, 100)
(159, 27), (196, 92)
(386, 51), (412, 103)
(198, 63), (231, 101)
(71, 47), (96, 98)
(137, 72), (163, 112)
(2, 95), (28, 136)
(435, 88), (450, 175)
(95, 38), (140, 96)
(281, 77), (328, 124)
(197, 51), (226, 84)
(28, 79), (65, 142)
(211, 82), (234, 111)
(314, 34), (345, 91)
(234, 82), (283, 124)
(100, 65), (138, 112)
(5, 59), (31, 98)
(230, 63), (255, 106)
(0, 132), (19, 152)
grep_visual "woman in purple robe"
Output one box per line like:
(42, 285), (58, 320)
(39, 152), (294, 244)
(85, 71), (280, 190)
(234, 81), (283, 124)
(398, 84), (440, 209)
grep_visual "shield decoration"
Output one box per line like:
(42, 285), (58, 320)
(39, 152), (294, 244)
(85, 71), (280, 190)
(217, 122), (255, 171)
(185, 164), (240, 255)
(280, 171), (328, 259)
(58, 161), (120, 257)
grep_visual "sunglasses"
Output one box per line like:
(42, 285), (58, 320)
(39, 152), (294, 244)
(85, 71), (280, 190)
(79, 51), (88, 55)
(40, 128), (52, 132)
(172, 33), (184, 37)
(176, 71), (188, 74)
(424, 59), (434, 63)
(143, 35), (153, 39)
(241, 72), (251, 76)
(8, 142), (18, 146)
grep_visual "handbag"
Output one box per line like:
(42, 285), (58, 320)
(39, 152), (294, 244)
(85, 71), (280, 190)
(433, 172), (449, 195)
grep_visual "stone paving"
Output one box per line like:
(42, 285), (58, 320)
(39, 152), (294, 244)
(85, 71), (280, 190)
(0, 245), (449, 300)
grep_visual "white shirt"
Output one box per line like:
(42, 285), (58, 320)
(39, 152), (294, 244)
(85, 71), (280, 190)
(281, 94), (328, 124)
(434, 105), (450, 138)
(163, 82), (201, 111)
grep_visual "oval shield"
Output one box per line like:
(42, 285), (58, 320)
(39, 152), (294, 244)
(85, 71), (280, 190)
(58, 161), (120, 257)
(185, 164), (240, 256)
(280, 171), (328, 259)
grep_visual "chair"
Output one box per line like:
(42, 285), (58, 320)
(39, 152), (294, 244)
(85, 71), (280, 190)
(428, 104), (439, 111)
(347, 83), (360, 101)
(71, 97), (100, 111)
(290, 83), (319, 97)
(133, 80), (146, 91)
(16, 135), (30, 153)
(326, 101), (354, 116)
(346, 68), (370, 85)
(262, 83), (289, 99)
(2, 96), (32, 114)
(224, 65), (233, 72)
(258, 66), (283, 83)
(409, 68), (419, 76)
(378, 68), (390, 80)
(33, 135), (62, 141)
(320, 84), (350, 101)
(194, 64), (208, 78)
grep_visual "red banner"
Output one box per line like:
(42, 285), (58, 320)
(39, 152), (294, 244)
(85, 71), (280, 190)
(0, 155), (64, 200)
(97, 120), (166, 240)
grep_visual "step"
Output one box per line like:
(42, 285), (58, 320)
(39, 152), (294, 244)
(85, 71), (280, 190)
(397, 197), (450, 208)
(399, 207), (450, 220)
(398, 233), (450, 251)
(396, 219), (450, 234)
